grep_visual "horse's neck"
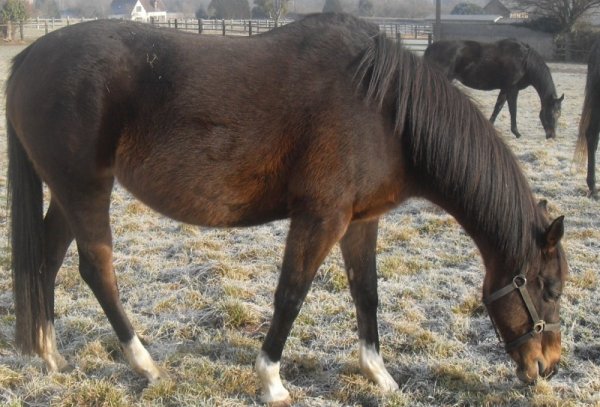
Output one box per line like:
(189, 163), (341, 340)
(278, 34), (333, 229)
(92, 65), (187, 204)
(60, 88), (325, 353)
(526, 58), (556, 101)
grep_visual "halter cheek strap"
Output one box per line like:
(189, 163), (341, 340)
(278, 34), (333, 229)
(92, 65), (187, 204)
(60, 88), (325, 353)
(484, 274), (560, 352)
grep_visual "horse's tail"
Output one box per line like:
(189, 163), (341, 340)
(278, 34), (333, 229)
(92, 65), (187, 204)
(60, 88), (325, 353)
(7, 53), (48, 356)
(576, 84), (592, 165)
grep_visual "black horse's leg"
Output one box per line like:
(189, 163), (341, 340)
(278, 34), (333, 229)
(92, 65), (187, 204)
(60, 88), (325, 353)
(38, 199), (74, 372)
(340, 219), (398, 391)
(586, 115), (600, 198)
(507, 89), (522, 138)
(490, 90), (507, 124)
(256, 211), (350, 403)
(65, 179), (162, 383)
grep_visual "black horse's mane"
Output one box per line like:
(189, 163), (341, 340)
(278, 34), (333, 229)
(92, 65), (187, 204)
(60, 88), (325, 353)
(356, 34), (545, 269)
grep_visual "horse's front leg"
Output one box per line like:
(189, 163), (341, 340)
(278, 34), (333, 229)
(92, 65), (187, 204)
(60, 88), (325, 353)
(507, 89), (522, 138)
(256, 211), (351, 404)
(340, 219), (398, 391)
(489, 90), (507, 124)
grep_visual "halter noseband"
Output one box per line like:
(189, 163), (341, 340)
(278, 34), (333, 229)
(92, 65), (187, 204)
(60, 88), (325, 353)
(483, 273), (560, 352)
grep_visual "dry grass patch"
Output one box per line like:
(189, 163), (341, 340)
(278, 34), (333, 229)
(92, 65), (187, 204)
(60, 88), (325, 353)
(569, 269), (597, 289)
(0, 365), (24, 388)
(379, 255), (430, 279)
(452, 294), (485, 317)
(432, 363), (484, 391)
(220, 300), (260, 329)
(417, 216), (457, 235)
(394, 324), (458, 357)
(318, 263), (347, 292)
(55, 379), (130, 407)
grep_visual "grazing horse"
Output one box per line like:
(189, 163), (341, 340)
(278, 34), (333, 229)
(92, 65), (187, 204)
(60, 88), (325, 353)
(6, 13), (567, 404)
(424, 39), (564, 139)
(577, 39), (600, 199)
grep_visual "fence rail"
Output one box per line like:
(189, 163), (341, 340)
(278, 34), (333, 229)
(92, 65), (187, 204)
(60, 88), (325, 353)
(0, 17), (432, 54)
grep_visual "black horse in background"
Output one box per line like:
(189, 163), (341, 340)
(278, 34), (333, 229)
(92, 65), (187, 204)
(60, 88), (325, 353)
(577, 39), (600, 198)
(424, 39), (563, 139)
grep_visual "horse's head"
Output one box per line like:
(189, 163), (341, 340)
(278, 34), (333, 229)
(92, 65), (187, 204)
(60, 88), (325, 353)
(540, 94), (564, 139)
(483, 201), (567, 384)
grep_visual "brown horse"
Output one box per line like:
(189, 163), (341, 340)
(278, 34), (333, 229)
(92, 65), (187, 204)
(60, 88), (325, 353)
(6, 13), (567, 403)
(577, 38), (600, 199)
(424, 39), (564, 139)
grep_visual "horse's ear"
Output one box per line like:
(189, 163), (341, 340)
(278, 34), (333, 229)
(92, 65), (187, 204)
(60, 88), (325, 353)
(557, 94), (564, 103)
(544, 216), (564, 251)
(538, 199), (549, 214)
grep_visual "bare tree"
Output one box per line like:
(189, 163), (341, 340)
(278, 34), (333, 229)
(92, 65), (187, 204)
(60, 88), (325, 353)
(515, 0), (600, 32)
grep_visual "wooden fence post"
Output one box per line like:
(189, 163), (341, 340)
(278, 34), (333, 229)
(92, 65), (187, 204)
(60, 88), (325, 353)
(222, 19), (226, 36)
(174, 19), (178, 29)
(19, 20), (24, 40)
(66, 16), (70, 26)
(45, 21), (48, 35)
(428, 32), (432, 45)
(249, 20), (252, 36)
(198, 19), (203, 34)
(396, 32), (401, 44)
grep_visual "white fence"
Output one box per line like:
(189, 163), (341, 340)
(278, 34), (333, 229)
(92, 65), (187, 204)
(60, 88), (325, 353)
(1, 17), (432, 54)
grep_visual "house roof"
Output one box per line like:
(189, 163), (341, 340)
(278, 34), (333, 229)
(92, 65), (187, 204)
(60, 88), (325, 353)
(426, 14), (504, 23)
(139, 0), (167, 12)
(484, 0), (510, 17)
(110, 0), (166, 15)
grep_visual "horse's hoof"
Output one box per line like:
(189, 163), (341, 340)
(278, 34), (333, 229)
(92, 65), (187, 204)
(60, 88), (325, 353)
(587, 189), (599, 200)
(147, 367), (170, 385)
(58, 363), (75, 373)
(265, 398), (292, 407)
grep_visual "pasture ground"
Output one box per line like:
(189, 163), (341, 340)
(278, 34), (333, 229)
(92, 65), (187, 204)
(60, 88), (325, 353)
(0, 44), (598, 406)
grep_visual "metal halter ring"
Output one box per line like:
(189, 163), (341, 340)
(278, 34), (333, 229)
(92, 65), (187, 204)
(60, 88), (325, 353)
(533, 320), (546, 334)
(513, 274), (526, 288)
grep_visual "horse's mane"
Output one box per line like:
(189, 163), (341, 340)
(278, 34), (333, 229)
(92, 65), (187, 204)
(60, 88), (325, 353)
(523, 44), (557, 99)
(356, 34), (544, 269)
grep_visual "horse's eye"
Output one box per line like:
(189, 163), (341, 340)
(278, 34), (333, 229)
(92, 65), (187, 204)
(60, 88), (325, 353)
(540, 277), (562, 302)
(544, 290), (561, 302)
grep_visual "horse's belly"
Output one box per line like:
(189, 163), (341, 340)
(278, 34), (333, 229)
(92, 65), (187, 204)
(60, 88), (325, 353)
(114, 151), (287, 227)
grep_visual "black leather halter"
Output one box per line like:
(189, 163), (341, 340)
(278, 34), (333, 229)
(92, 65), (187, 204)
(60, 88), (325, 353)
(484, 273), (560, 352)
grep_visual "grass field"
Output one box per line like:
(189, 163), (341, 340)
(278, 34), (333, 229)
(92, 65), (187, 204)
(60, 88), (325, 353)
(0, 44), (599, 406)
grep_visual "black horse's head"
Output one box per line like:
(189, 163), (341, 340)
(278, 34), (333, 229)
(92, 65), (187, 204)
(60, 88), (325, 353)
(540, 94), (564, 139)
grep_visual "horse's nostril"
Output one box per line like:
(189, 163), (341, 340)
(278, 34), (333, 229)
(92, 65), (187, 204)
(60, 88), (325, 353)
(543, 364), (558, 380)
(537, 360), (545, 376)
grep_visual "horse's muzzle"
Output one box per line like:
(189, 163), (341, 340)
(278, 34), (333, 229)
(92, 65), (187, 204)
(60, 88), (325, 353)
(516, 358), (559, 383)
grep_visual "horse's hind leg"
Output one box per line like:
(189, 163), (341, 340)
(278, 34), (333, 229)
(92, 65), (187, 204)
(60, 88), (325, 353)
(255, 211), (351, 403)
(490, 90), (507, 124)
(61, 179), (162, 383)
(38, 199), (74, 372)
(507, 89), (523, 138)
(340, 219), (398, 391)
